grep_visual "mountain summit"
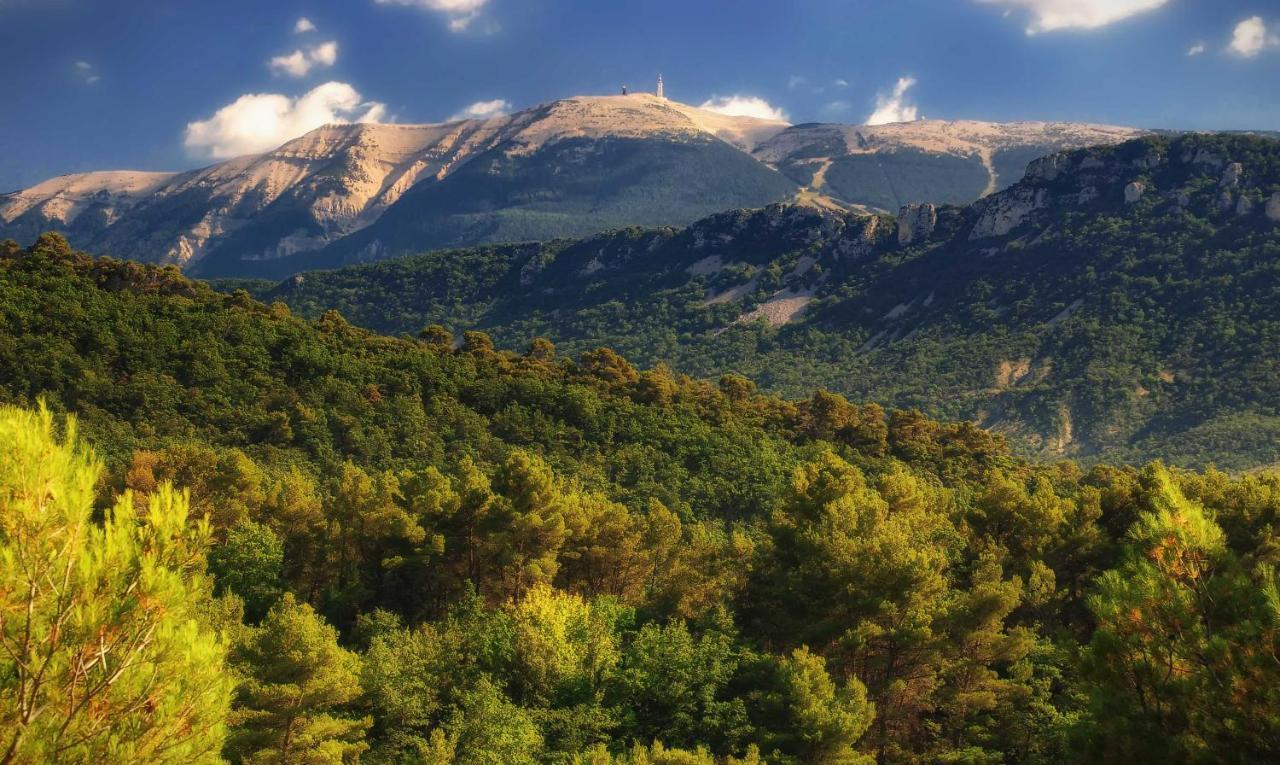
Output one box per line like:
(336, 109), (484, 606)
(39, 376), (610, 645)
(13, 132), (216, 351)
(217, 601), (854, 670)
(0, 94), (1141, 277)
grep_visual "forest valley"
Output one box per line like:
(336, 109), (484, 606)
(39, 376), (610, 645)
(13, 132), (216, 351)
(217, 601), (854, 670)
(0, 234), (1278, 764)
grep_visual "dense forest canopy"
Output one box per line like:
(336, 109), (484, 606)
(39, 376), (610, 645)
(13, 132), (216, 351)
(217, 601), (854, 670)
(242, 133), (1280, 470)
(2, 233), (1280, 762)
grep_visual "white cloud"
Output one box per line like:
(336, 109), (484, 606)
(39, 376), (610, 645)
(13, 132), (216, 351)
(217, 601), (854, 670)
(866, 77), (920, 125)
(311, 41), (338, 66)
(74, 60), (100, 85)
(1186, 41), (1206, 56)
(184, 81), (385, 159)
(833, 78), (850, 88)
(1228, 16), (1278, 58)
(449, 98), (511, 121)
(977, 0), (1169, 35)
(294, 17), (317, 33)
(374, 0), (489, 32)
(698, 95), (789, 122)
(269, 40), (339, 77)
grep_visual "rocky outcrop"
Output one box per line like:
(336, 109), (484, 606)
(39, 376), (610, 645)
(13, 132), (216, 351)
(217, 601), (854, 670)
(1182, 147), (1225, 169)
(970, 187), (1048, 239)
(1124, 182), (1146, 204)
(1219, 190), (1236, 213)
(835, 215), (887, 260)
(897, 203), (938, 245)
(1221, 162), (1244, 189)
(1132, 150), (1163, 171)
(1025, 153), (1069, 182)
(1268, 192), (1280, 223)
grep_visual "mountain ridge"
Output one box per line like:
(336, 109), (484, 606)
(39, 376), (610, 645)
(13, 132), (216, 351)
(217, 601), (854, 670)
(1, 93), (1143, 276)
(244, 132), (1280, 468)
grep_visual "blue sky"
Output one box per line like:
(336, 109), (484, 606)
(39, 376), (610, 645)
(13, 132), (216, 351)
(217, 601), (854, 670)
(1, 0), (1279, 189)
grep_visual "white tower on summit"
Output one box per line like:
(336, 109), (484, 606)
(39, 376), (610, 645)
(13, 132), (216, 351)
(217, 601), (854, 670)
(656, 74), (665, 100)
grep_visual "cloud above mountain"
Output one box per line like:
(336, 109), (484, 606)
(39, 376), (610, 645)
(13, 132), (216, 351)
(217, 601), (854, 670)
(449, 99), (511, 120)
(866, 77), (919, 125)
(374, 0), (489, 32)
(698, 95), (789, 122)
(979, 0), (1169, 34)
(269, 41), (338, 77)
(294, 17), (317, 34)
(184, 81), (385, 159)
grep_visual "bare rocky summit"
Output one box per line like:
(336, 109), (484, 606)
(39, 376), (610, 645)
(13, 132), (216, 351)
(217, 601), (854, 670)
(1, 94), (1146, 276)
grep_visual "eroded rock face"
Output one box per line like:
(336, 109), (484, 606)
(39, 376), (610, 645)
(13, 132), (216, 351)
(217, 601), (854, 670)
(1182, 147), (1225, 168)
(1124, 181), (1146, 204)
(1221, 162), (1244, 189)
(1219, 190), (1236, 212)
(1026, 153), (1069, 182)
(1267, 192), (1280, 223)
(897, 203), (938, 245)
(1236, 195), (1255, 217)
(970, 187), (1048, 239)
(1132, 151), (1163, 171)
(835, 215), (885, 260)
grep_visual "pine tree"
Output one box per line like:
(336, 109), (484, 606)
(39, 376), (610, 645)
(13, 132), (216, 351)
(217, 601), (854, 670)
(1082, 466), (1280, 762)
(778, 647), (875, 765)
(229, 593), (371, 764)
(0, 405), (232, 764)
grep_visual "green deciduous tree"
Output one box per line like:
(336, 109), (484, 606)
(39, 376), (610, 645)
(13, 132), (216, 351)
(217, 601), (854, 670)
(609, 617), (750, 753)
(448, 677), (543, 765)
(210, 520), (286, 622)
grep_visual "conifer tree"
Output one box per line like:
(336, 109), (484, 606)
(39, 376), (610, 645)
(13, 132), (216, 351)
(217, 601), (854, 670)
(0, 405), (232, 764)
(229, 593), (371, 764)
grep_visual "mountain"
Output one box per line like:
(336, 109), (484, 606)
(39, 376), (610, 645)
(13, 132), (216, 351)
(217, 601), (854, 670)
(1, 93), (1141, 277)
(0, 95), (790, 276)
(196, 95), (799, 277)
(247, 132), (1280, 469)
(755, 119), (1143, 210)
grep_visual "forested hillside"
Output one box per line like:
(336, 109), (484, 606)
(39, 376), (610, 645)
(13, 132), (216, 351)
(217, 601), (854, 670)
(3, 233), (1280, 763)
(249, 133), (1280, 469)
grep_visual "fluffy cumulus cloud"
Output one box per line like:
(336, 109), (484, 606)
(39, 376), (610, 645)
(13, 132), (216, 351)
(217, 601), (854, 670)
(698, 95), (789, 122)
(1186, 41), (1206, 56)
(270, 41), (338, 77)
(449, 99), (512, 121)
(294, 17), (317, 33)
(866, 77), (920, 125)
(184, 81), (385, 159)
(1228, 16), (1278, 58)
(977, 0), (1169, 35)
(375, 0), (489, 32)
